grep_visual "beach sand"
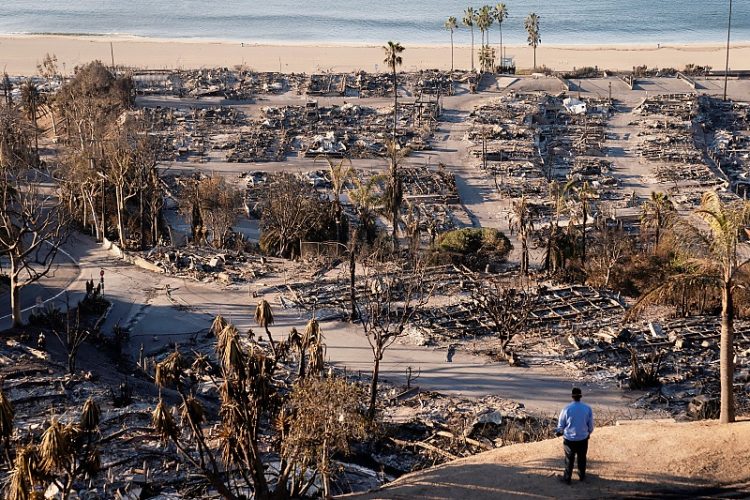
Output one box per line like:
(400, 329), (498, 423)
(1, 35), (749, 75)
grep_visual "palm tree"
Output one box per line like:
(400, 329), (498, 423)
(384, 139), (405, 250)
(640, 192), (676, 253)
(511, 196), (535, 274)
(478, 5), (493, 47)
(444, 16), (458, 74)
(20, 79), (41, 154)
(318, 156), (352, 243)
(254, 299), (277, 356)
(463, 7), (477, 72)
(563, 180), (594, 267)
(629, 191), (750, 423)
(383, 41), (404, 142)
(494, 3), (508, 68)
(525, 12), (541, 70)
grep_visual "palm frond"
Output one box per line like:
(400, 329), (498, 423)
(151, 399), (177, 442)
(254, 300), (274, 328)
(80, 397), (100, 431)
(39, 418), (72, 473)
(625, 273), (723, 322)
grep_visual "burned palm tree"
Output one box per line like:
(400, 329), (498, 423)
(7, 445), (41, 500)
(510, 196), (537, 275)
(640, 191), (675, 253)
(317, 156), (352, 243)
(384, 139), (406, 250)
(254, 299), (277, 357)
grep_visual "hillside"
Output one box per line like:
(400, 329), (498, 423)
(347, 419), (750, 499)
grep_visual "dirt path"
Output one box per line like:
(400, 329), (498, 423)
(346, 419), (750, 499)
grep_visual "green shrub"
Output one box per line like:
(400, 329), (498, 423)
(434, 228), (512, 271)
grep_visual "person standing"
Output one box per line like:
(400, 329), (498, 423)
(555, 387), (594, 484)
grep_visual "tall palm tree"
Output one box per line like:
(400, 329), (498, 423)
(525, 13), (541, 70)
(383, 41), (404, 142)
(254, 299), (277, 356)
(478, 5), (493, 47)
(640, 191), (676, 253)
(629, 191), (750, 423)
(444, 16), (458, 74)
(494, 3), (508, 68)
(462, 7), (477, 72)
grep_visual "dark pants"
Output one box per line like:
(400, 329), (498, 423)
(563, 438), (589, 481)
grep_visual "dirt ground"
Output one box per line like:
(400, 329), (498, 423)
(346, 419), (750, 499)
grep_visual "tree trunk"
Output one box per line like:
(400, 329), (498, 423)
(581, 202), (587, 266)
(349, 244), (357, 321)
(533, 47), (537, 70)
(471, 28), (475, 71)
(298, 349), (306, 379)
(720, 281), (736, 423)
(392, 69), (398, 141)
(450, 32), (454, 74)
(499, 26), (504, 68)
(368, 353), (381, 419)
(115, 185), (126, 248)
(10, 271), (22, 328)
(265, 326), (277, 358)
(68, 351), (76, 375)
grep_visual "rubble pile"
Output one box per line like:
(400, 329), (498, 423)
(411, 285), (625, 344)
(142, 246), (277, 283)
(634, 94), (723, 198)
(700, 96), (750, 197)
(375, 392), (554, 473)
(143, 106), (248, 161)
(401, 165), (461, 233)
(407, 70), (454, 96)
(273, 266), (466, 315)
(562, 316), (750, 417)
(468, 92), (545, 198)
(133, 68), (304, 99)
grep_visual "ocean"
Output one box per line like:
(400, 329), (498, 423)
(1, 0), (747, 45)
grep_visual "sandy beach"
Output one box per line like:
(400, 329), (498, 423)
(1, 35), (750, 75)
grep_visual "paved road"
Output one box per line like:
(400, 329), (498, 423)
(0, 242), (80, 330)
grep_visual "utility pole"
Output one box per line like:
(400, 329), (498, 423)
(723, 0), (733, 101)
(110, 42), (115, 70)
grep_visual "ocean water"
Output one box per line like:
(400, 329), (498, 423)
(1, 0), (747, 45)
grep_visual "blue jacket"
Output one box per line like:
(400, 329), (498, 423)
(556, 401), (594, 441)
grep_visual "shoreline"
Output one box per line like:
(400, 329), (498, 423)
(2, 34), (750, 75)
